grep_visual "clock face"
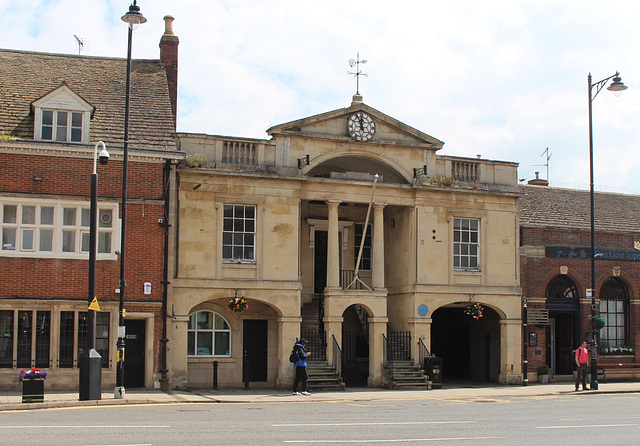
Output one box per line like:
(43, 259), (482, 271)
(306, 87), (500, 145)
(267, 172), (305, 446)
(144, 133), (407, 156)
(347, 112), (376, 141)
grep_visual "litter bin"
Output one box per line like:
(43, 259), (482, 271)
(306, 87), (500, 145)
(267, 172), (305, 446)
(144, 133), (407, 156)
(425, 356), (442, 388)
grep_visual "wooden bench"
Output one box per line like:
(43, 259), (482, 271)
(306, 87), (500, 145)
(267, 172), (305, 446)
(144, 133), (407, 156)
(597, 363), (640, 382)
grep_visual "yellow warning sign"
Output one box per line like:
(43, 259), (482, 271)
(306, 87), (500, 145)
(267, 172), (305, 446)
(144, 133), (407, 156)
(88, 296), (101, 312)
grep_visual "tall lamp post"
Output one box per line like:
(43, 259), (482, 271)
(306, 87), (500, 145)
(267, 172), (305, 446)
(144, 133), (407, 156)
(115, 0), (146, 399)
(587, 71), (627, 390)
(79, 141), (110, 401)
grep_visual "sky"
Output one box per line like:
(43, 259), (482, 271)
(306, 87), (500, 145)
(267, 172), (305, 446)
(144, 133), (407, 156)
(2, 0), (640, 193)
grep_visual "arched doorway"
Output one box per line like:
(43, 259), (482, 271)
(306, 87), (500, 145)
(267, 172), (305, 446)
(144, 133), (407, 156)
(342, 304), (369, 387)
(545, 274), (579, 375)
(431, 303), (500, 383)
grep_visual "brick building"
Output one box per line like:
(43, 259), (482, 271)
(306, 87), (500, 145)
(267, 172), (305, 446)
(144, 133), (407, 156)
(519, 183), (640, 381)
(0, 17), (183, 390)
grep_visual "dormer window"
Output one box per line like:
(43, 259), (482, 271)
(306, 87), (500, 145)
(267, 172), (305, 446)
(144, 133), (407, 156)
(32, 83), (94, 144)
(41, 110), (84, 142)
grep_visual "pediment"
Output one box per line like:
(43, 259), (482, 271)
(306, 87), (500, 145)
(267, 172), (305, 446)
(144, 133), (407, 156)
(31, 82), (95, 116)
(266, 96), (444, 150)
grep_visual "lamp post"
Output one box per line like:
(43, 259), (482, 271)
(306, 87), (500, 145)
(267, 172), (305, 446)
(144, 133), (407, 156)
(587, 71), (627, 390)
(115, 0), (146, 400)
(79, 141), (109, 401)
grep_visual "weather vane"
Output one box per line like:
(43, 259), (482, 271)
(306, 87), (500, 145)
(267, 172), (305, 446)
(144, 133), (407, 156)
(348, 52), (368, 95)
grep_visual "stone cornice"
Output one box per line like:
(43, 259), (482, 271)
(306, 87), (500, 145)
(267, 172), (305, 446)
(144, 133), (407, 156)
(0, 141), (184, 163)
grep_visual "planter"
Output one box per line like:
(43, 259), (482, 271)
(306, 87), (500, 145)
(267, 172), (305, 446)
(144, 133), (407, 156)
(538, 374), (549, 384)
(22, 379), (45, 403)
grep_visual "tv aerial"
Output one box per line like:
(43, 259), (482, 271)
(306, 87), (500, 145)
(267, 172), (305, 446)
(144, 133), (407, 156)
(532, 147), (552, 184)
(73, 35), (84, 55)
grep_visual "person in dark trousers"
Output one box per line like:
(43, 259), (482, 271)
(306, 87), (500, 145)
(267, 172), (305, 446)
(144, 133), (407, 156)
(575, 340), (589, 391)
(292, 338), (311, 395)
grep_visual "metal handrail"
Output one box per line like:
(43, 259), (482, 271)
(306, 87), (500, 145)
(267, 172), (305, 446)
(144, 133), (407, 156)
(418, 338), (430, 369)
(332, 334), (343, 379)
(382, 333), (392, 380)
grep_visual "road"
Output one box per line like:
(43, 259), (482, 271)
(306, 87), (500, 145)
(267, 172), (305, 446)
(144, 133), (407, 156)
(0, 392), (639, 445)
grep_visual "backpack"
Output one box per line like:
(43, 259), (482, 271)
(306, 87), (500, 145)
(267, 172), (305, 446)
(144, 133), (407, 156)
(289, 346), (298, 363)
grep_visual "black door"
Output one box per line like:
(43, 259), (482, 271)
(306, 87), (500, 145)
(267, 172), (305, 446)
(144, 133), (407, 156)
(243, 320), (268, 382)
(314, 230), (328, 294)
(124, 319), (145, 388)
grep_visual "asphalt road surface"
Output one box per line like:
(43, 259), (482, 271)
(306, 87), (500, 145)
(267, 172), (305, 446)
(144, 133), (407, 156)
(1, 392), (638, 445)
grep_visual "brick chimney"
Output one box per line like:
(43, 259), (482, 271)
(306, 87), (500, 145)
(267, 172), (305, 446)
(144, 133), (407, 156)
(159, 15), (179, 129)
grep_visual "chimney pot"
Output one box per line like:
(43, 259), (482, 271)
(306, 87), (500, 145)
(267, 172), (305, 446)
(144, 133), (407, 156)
(163, 15), (175, 36)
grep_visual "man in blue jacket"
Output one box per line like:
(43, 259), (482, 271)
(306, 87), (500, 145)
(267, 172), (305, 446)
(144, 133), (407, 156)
(293, 338), (311, 395)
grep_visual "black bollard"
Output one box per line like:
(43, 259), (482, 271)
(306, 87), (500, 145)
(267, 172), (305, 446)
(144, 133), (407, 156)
(212, 360), (218, 390)
(243, 350), (250, 390)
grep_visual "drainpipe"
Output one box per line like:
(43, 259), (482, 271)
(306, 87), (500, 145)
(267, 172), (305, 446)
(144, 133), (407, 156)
(160, 159), (172, 390)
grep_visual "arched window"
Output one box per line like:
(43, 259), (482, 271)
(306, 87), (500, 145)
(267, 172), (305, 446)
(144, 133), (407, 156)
(599, 278), (630, 350)
(546, 275), (578, 299)
(187, 311), (231, 357)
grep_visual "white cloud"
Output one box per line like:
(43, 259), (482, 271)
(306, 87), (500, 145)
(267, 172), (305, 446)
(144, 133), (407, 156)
(2, 0), (640, 192)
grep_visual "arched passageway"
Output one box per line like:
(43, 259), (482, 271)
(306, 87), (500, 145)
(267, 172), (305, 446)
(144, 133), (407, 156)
(431, 304), (501, 383)
(342, 304), (370, 387)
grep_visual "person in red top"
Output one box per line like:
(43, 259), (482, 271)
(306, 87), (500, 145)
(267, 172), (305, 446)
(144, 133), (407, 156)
(575, 341), (590, 391)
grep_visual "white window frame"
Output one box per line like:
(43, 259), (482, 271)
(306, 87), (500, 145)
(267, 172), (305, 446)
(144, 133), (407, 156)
(453, 217), (480, 271)
(187, 311), (232, 357)
(1, 198), (118, 259)
(32, 84), (93, 144)
(354, 223), (372, 271)
(40, 109), (84, 143)
(222, 204), (256, 264)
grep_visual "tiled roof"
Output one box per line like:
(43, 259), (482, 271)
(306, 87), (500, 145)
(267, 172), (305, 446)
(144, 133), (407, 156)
(0, 49), (176, 151)
(518, 185), (640, 233)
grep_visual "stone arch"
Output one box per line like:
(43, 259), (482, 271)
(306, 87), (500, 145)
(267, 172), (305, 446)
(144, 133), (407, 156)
(430, 300), (502, 383)
(303, 151), (413, 184)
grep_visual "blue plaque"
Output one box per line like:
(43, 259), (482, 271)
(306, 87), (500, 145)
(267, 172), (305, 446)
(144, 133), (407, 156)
(418, 304), (429, 316)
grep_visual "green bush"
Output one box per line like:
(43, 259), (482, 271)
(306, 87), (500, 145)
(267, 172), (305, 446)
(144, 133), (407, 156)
(537, 365), (550, 375)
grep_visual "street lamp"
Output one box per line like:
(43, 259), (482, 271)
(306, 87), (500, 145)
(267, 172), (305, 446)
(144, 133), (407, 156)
(115, 0), (146, 400)
(79, 141), (109, 401)
(587, 71), (627, 390)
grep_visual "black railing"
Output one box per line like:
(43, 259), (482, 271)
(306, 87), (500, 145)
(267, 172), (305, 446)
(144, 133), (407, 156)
(332, 334), (343, 379)
(317, 293), (324, 333)
(382, 333), (391, 380)
(300, 330), (327, 361)
(418, 338), (430, 370)
(387, 330), (412, 361)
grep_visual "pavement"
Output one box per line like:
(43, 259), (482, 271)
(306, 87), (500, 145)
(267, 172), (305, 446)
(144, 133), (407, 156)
(2, 381), (640, 412)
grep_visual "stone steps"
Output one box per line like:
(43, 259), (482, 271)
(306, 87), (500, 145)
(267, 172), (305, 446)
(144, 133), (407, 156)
(384, 360), (431, 390)
(307, 360), (345, 392)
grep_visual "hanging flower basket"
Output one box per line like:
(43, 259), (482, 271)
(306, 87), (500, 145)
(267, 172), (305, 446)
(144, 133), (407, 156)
(227, 296), (249, 312)
(464, 302), (483, 320)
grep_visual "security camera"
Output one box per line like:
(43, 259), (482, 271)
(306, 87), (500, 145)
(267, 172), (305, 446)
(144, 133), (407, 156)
(98, 148), (110, 165)
(115, 250), (121, 256)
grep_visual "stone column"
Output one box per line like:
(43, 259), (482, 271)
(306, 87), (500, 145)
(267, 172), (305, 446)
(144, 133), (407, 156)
(323, 315), (343, 368)
(372, 203), (386, 289)
(368, 316), (388, 387)
(409, 316), (432, 365)
(499, 318), (523, 385)
(326, 200), (341, 289)
(277, 316), (302, 390)
(167, 315), (189, 389)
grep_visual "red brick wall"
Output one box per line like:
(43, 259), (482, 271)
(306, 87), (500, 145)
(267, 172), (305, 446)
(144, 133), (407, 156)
(521, 225), (640, 369)
(0, 152), (167, 373)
